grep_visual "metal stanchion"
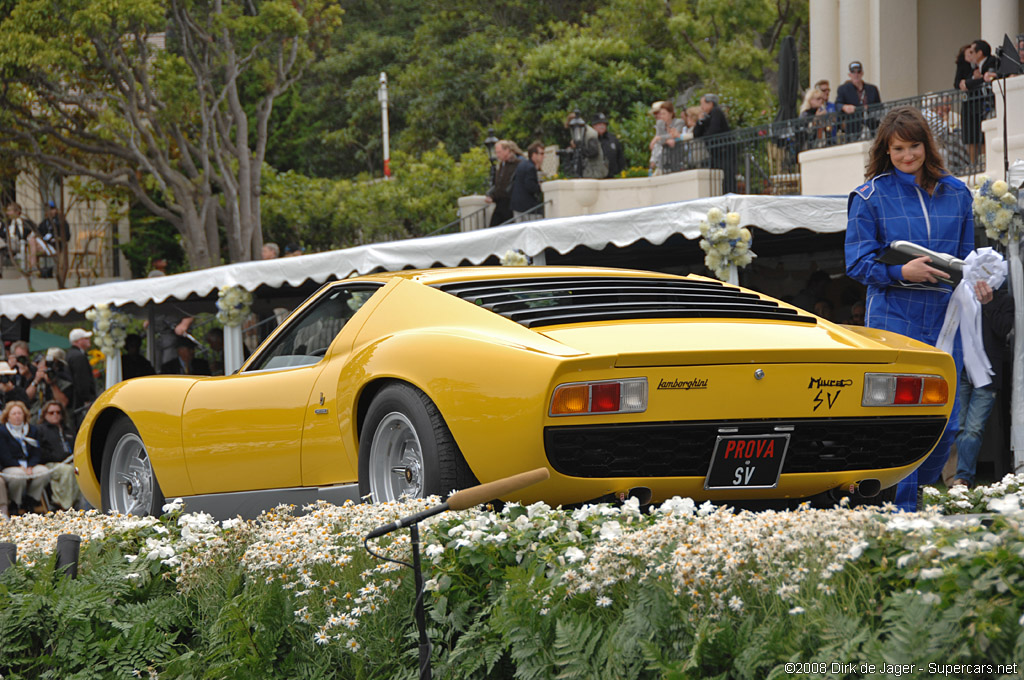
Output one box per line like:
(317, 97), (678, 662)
(55, 533), (81, 578)
(0, 542), (16, 574)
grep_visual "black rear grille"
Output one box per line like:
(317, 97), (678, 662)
(435, 276), (816, 328)
(544, 416), (947, 478)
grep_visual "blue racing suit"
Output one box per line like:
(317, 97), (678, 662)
(845, 169), (975, 510)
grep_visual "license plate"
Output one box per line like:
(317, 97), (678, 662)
(704, 434), (790, 490)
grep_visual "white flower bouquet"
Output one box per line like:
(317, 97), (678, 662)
(216, 285), (253, 327)
(500, 249), (530, 266)
(973, 176), (1023, 246)
(698, 209), (755, 281)
(84, 303), (130, 356)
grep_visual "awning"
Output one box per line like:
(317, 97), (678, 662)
(0, 193), (847, 321)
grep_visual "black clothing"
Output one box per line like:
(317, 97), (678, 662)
(954, 56), (973, 90)
(0, 385), (30, 410)
(486, 157), (520, 226)
(160, 356), (210, 375)
(37, 214), (70, 246)
(37, 421), (73, 464)
(0, 423), (43, 469)
(962, 56), (998, 146)
(982, 285), (1014, 387)
(66, 345), (97, 411)
(509, 159), (542, 214)
(693, 106), (736, 193)
(598, 130), (626, 178)
(121, 353), (155, 380)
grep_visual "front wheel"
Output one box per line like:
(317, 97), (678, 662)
(358, 383), (474, 502)
(100, 417), (165, 516)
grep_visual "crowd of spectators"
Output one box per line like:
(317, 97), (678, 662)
(0, 200), (70, 279)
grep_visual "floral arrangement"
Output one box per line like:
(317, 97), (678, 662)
(973, 176), (1023, 245)
(500, 249), (530, 266)
(216, 284), (253, 327)
(698, 208), (754, 281)
(84, 303), (129, 356)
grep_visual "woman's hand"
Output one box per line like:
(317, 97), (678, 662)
(975, 280), (993, 304)
(901, 256), (946, 283)
(649, 136), (658, 151)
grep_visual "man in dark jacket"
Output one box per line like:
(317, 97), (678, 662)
(66, 328), (97, 423)
(950, 282), (1014, 487)
(693, 94), (736, 193)
(509, 142), (545, 221)
(835, 61), (881, 139)
(592, 113), (626, 178)
(484, 140), (520, 226)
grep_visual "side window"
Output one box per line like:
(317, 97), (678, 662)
(246, 284), (381, 372)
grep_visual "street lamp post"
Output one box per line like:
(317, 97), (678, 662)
(378, 72), (391, 179)
(568, 111), (586, 178)
(1008, 160), (1024, 470)
(483, 128), (499, 185)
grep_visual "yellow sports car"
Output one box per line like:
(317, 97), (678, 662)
(74, 266), (955, 517)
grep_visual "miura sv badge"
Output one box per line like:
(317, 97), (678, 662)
(808, 377), (852, 412)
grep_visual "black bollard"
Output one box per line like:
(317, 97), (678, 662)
(0, 542), (15, 574)
(55, 533), (81, 579)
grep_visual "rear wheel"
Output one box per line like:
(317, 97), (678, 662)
(100, 417), (165, 516)
(358, 383), (474, 502)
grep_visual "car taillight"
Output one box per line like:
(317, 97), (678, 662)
(862, 374), (948, 406)
(550, 378), (647, 416)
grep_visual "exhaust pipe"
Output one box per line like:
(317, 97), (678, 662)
(829, 478), (882, 502)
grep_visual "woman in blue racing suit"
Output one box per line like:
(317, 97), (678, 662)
(845, 106), (990, 511)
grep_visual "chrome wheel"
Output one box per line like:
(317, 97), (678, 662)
(368, 411), (424, 502)
(107, 432), (156, 515)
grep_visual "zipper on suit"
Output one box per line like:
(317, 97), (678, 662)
(913, 185), (932, 240)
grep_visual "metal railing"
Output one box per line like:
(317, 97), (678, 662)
(657, 86), (992, 195)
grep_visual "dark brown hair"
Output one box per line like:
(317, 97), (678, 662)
(865, 106), (947, 191)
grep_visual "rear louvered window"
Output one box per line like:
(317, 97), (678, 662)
(434, 277), (816, 328)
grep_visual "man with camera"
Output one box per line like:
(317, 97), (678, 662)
(0, 361), (30, 410)
(29, 349), (71, 416)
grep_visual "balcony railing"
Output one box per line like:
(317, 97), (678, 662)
(656, 87), (991, 195)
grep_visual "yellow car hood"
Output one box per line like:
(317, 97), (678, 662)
(539, 320), (903, 367)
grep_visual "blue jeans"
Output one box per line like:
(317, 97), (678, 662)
(953, 371), (998, 486)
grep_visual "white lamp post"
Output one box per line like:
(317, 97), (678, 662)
(378, 72), (391, 179)
(1008, 159), (1024, 470)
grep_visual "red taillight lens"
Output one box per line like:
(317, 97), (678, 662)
(894, 376), (922, 404)
(550, 378), (647, 416)
(590, 383), (620, 412)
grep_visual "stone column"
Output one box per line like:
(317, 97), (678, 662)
(871, 0), (918, 99)
(981, 0), (1018, 51)
(809, 0), (840, 88)
(838, 0), (870, 84)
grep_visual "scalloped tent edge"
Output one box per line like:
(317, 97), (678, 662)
(0, 194), (847, 321)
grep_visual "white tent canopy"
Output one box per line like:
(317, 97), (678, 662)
(0, 194), (848, 321)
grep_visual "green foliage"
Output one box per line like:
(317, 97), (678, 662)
(261, 144), (490, 249)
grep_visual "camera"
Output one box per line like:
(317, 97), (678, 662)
(15, 355), (29, 367)
(0, 376), (10, 384)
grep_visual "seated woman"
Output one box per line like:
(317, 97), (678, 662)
(0, 400), (50, 513)
(35, 400), (80, 511)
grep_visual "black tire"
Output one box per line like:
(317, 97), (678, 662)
(100, 417), (165, 516)
(358, 383), (475, 502)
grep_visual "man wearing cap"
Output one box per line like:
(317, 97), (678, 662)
(835, 61), (881, 139)
(0, 361), (30, 411)
(592, 113), (625, 178)
(67, 328), (97, 421)
(568, 111), (607, 179)
(36, 201), (70, 280)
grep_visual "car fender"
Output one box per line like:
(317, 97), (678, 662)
(344, 329), (566, 484)
(74, 375), (201, 508)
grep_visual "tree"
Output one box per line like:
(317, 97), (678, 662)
(0, 0), (341, 268)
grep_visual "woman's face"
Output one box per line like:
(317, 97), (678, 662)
(810, 94), (824, 108)
(7, 406), (25, 426)
(655, 108), (672, 123)
(888, 135), (925, 178)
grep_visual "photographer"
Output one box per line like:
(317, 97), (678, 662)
(8, 340), (35, 392)
(28, 349), (70, 419)
(0, 361), (30, 410)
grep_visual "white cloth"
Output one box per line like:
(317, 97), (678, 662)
(936, 247), (1007, 388)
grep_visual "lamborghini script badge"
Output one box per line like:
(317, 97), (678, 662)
(656, 378), (709, 390)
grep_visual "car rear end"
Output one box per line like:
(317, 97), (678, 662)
(436, 272), (954, 505)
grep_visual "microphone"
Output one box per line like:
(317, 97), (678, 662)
(365, 467), (550, 539)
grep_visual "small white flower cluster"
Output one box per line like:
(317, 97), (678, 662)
(973, 176), (1023, 246)
(500, 249), (530, 266)
(216, 285), (253, 327)
(697, 208), (754, 281)
(84, 303), (129, 356)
